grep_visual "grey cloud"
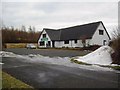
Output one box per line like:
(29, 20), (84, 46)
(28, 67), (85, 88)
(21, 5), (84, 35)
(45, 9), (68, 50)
(2, 2), (118, 36)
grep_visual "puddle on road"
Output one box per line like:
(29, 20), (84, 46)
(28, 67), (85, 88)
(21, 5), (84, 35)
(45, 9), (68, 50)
(0, 51), (118, 72)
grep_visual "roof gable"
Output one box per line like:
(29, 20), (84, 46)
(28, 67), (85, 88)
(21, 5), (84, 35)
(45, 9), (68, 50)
(100, 22), (111, 40)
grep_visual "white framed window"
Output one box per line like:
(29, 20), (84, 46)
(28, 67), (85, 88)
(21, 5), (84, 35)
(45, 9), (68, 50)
(99, 30), (104, 35)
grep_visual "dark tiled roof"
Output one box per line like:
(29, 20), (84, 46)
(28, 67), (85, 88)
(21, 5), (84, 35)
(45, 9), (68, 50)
(43, 21), (110, 41)
(44, 28), (61, 41)
(59, 21), (100, 40)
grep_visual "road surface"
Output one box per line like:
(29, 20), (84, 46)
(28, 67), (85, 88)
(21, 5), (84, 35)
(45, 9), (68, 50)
(2, 48), (120, 88)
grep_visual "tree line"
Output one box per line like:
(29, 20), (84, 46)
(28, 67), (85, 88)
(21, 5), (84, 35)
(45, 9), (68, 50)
(1, 26), (41, 45)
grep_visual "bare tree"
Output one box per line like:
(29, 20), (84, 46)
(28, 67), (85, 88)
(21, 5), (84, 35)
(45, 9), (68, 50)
(32, 26), (36, 33)
(111, 28), (120, 64)
(21, 25), (26, 32)
(1, 25), (40, 44)
(28, 26), (32, 33)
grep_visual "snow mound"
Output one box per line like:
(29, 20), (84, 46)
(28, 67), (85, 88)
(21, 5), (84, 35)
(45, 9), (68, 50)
(0, 51), (16, 57)
(0, 62), (4, 64)
(75, 46), (114, 65)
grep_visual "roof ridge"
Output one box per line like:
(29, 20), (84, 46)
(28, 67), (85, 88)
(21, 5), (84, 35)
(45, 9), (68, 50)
(58, 21), (102, 30)
(43, 21), (102, 31)
(43, 28), (56, 31)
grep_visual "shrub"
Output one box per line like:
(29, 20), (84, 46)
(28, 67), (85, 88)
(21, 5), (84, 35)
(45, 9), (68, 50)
(110, 29), (120, 65)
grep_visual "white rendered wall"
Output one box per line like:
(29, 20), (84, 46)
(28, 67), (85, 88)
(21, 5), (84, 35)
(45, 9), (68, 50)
(38, 30), (52, 47)
(55, 39), (91, 48)
(89, 23), (110, 46)
(54, 41), (63, 48)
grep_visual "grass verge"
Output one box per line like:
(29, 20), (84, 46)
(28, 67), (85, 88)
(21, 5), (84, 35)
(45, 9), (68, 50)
(71, 58), (120, 71)
(100, 65), (120, 71)
(110, 66), (120, 70)
(2, 71), (34, 89)
(70, 58), (91, 65)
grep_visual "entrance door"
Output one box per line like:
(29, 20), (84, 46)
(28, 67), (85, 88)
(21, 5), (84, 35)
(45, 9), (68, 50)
(52, 41), (55, 48)
(103, 40), (106, 45)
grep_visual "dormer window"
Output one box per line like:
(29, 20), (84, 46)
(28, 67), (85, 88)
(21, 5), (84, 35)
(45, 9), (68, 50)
(99, 30), (104, 35)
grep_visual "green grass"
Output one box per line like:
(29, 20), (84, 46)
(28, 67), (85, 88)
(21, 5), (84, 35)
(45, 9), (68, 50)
(70, 58), (91, 65)
(100, 65), (120, 70)
(110, 66), (120, 70)
(70, 58), (120, 71)
(2, 71), (34, 89)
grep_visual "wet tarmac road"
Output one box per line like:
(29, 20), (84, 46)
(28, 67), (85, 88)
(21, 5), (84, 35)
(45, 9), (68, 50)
(2, 48), (120, 88)
(2, 56), (119, 88)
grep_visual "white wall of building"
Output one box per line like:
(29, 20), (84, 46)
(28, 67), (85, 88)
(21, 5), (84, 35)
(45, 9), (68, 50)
(54, 41), (63, 48)
(55, 39), (91, 48)
(89, 23), (110, 46)
(38, 30), (52, 47)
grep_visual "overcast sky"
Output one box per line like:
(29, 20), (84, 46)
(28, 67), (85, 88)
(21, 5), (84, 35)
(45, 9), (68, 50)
(1, 0), (118, 37)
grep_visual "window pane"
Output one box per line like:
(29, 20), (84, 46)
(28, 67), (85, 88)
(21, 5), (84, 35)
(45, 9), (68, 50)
(99, 30), (104, 35)
(43, 34), (46, 38)
(40, 41), (44, 46)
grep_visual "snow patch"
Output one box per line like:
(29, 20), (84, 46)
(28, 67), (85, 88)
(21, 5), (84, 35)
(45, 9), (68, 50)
(0, 62), (4, 64)
(75, 46), (114, 65)
(0, 51), (16, 57)
(0, 49), (118, 72)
